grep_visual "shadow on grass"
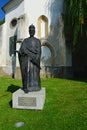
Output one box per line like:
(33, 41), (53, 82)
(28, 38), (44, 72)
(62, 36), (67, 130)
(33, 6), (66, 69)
(7, 84), (21, 108)
(69, 77), (87, 83)
(7, 84), (21, 93)
(58, 76), (87, 83)
(9, 100), (12, 108)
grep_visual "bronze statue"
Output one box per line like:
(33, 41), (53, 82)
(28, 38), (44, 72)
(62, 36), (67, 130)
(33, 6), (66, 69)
(18, 25), (41, 93)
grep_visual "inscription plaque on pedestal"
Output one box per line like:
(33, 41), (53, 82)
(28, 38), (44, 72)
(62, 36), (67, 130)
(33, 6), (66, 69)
(18, 97), (36, 106)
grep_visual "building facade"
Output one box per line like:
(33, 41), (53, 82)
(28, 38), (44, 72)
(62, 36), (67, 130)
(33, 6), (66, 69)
(0, 0), (72, 78)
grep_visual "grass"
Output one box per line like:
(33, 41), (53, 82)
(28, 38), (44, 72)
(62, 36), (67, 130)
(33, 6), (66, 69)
(0, 77), (87, 130)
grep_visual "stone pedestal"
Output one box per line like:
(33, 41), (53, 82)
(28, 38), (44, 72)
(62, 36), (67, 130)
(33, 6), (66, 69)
(12, 88), (46, 110)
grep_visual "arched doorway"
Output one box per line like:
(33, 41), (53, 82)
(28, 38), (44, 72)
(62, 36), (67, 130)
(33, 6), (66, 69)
(41, 41), (55, 67)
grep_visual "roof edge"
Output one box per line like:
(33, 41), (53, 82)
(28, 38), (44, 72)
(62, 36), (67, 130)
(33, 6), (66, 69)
(2, 0), (14, 12)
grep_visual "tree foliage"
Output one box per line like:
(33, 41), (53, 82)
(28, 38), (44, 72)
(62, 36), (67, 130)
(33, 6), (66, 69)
(0, 19), (5, 25)
(64, 0), (87, 45)
(64, 0), (87, 78)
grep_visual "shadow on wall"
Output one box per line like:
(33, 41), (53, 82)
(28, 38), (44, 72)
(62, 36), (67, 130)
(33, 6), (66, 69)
(47, 0), (65, 58)
(47, 0), (64, 23)
(40, 0), (72, 78)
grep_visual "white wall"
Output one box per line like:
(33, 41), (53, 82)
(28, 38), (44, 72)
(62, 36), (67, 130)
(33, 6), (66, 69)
(0, 0), (72, 76)
(0, 0), (25, 75)
(4, 0), (24, 66)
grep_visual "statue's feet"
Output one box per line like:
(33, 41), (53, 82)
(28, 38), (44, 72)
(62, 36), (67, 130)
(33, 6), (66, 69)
(22, 87), (41, 93)
(24, 89), (29, 93)
(28, 87), (41, 92)
(22, 88), (29, 93)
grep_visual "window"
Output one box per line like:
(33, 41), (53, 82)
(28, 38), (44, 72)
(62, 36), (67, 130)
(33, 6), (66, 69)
(38, 15), (48, 38)
(10, 18), (17, 28)
(41, 19), (45, 37)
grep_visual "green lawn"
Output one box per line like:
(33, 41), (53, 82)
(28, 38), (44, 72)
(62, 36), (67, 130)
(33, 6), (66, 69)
(0, 77), (87, 130)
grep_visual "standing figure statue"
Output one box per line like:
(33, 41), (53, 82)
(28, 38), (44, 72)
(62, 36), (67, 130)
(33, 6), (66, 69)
(18, 25), (41, 93)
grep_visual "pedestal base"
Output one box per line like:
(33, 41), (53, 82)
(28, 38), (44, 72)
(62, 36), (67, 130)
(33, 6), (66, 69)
(12, 88), (46, 110)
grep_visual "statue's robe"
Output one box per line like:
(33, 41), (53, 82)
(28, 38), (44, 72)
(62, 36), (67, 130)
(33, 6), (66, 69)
(18, 37), (41, 92)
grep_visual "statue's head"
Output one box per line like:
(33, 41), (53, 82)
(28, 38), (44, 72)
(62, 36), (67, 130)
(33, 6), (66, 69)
(29, 24), (35, 37)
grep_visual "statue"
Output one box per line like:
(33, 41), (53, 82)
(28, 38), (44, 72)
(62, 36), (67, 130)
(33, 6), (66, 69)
(18, 25), (41, 93)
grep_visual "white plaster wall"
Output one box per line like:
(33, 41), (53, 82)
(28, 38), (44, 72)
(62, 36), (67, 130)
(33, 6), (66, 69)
(5, 0), (24, 38)
(0, 0), (72, 76)
(4, 0), (24, 67)
(24, 0), (49, 36)
(0, 23), (7, 66)
(0, 25), (3, 65)
(0, 25), (3, 55)
(24, 0), (64, 27)
(0, 0), (25, 75)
